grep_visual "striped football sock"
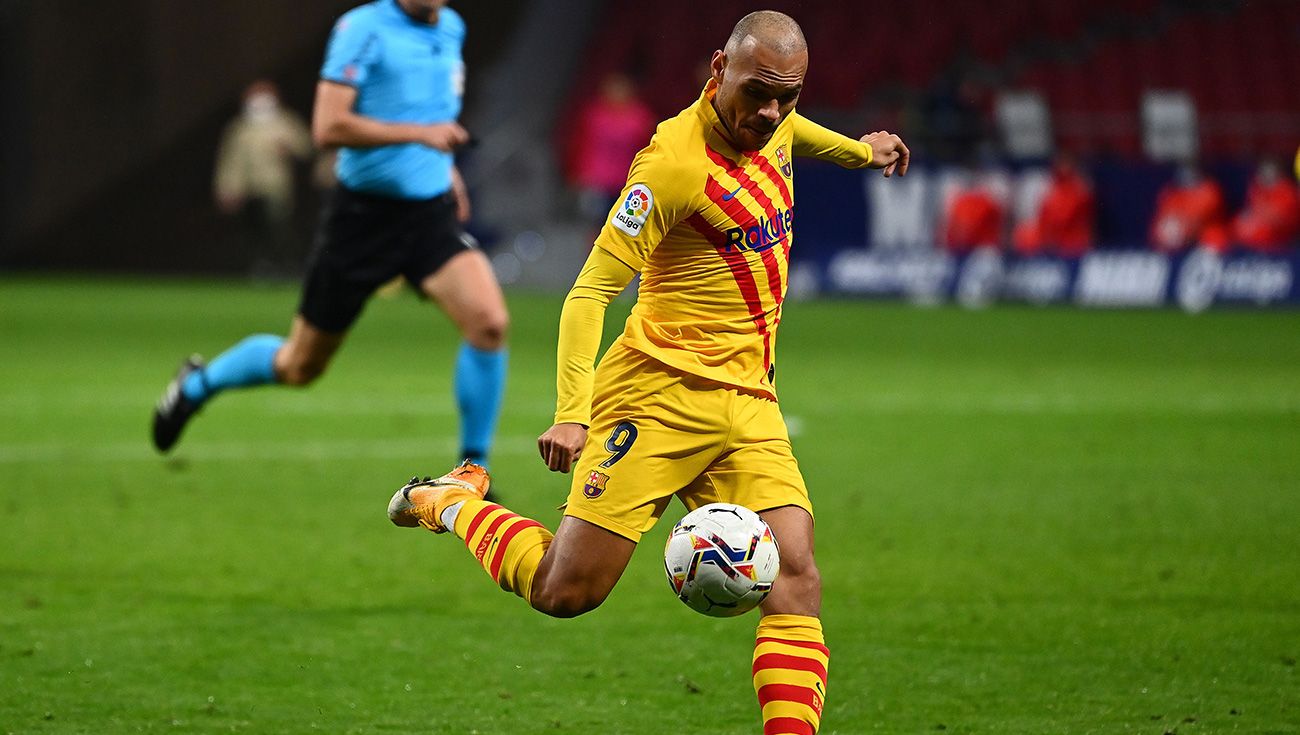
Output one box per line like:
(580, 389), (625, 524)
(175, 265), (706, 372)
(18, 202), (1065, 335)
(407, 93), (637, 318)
(451, 500), (553, 603)
(753, 614), (830, 735)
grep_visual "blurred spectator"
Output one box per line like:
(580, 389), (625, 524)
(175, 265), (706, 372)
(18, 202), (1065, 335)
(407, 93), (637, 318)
(1014, 154), (1095, 257)
(567, 73), (655, 222)
(1231, 160), (1300, 253)
(942, 169), (1005, 253)
(312, 148), (339, 192)
(920, 72), (989, 164)
(213, 80), (313, 269)
(1149, 164), (1229, 252)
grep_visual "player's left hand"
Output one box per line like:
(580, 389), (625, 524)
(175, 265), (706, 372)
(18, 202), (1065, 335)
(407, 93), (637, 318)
(861, 130), (910, 177)
(538, 422), (587, 473)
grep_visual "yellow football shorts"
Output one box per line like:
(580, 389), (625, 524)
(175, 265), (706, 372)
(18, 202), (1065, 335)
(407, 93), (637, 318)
(563, 342), (812, 542)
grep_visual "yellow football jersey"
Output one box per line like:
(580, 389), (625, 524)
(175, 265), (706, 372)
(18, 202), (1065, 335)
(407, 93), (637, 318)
(592, 79), (874, 400)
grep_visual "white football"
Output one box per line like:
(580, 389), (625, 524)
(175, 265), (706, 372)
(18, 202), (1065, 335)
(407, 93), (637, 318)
(663, 503), (780, 617)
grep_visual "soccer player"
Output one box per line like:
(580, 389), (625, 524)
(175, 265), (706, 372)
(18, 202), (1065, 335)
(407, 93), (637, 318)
(387, 11), (908, 734)
(152, 0), (509, 468)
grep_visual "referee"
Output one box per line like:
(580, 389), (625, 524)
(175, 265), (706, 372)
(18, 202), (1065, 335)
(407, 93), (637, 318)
(153, 0), (509, 469)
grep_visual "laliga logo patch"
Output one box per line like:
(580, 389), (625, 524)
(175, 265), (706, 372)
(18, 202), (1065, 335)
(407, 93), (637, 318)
(612, 184), (653, 237)
(775, 145), (792, 178)
(583, 470), (610, 499)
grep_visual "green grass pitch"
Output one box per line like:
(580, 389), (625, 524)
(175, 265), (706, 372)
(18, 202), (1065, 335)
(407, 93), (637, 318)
(1, 277), (1297, 734)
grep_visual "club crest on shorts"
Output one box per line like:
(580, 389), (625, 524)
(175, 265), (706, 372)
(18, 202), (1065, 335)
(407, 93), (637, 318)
(583, 470), (610, 499)
(775, 145), (792, 178)
(612, 184), (653, 236)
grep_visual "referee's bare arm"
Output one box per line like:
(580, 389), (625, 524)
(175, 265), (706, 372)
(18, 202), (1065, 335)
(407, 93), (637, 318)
(312, 80), (469, 152)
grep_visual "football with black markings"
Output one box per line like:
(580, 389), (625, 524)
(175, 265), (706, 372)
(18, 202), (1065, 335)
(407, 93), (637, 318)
(663, 503), (781, 617)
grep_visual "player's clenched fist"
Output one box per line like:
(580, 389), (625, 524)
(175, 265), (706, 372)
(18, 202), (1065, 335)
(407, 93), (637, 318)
(861, 130), (910, 178)
(538, 422), (588, 473)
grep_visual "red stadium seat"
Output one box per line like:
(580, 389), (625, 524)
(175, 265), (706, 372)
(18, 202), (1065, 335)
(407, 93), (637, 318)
(564, 0), (1299, 157)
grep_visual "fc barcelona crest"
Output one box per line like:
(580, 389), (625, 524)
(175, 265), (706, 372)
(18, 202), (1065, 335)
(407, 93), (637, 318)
(775, 145), (792, 178)
(583, 470), (610, 499)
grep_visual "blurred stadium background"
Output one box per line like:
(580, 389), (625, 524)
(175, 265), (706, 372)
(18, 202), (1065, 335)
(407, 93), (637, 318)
(3, 0), (1299, 305)
(2, 2), (1299, 733)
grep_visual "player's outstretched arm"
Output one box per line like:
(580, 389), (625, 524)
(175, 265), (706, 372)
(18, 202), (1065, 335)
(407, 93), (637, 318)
(538, 247), (637, 473)
(311, 81), (469, 152)
(790, 113), (909, 177)
(861, 131), (910, 178)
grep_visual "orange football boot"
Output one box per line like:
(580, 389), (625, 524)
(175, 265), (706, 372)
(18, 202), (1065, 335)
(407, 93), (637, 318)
(387, 460), (491, 533)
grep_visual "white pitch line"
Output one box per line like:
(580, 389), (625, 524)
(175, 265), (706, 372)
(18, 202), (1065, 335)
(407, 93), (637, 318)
(2, 392), (1295, 418)
(0, 394), (556, 418)
(1, 391), (1295, 466)
(797, 392), (1300, 415)
(0, 435), (543, 465)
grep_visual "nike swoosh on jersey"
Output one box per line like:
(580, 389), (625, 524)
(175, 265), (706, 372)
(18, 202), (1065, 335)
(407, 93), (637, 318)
(721, 185), (744, 201)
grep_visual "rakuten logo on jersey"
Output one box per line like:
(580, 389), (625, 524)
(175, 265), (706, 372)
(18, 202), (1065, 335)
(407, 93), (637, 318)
(724, 209), (793, 252)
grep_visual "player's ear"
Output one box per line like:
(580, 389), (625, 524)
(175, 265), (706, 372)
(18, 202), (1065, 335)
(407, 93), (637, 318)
(710, 50), (726, 84)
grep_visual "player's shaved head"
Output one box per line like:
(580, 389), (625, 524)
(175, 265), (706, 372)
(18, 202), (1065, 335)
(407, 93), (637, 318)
(724, 11), (807, 57)
(710, 11), (808, 151)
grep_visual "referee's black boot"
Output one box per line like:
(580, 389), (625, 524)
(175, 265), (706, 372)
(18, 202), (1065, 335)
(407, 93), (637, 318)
(152, 356), (206, 453)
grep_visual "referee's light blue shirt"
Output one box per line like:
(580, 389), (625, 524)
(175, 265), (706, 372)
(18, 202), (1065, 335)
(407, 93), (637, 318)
(320, 0), (465, 200)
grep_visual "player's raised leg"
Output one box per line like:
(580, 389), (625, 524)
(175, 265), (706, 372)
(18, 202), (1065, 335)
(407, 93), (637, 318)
(419, 249), (509, 467)
(754, 505), (827, 735)
(271, 316), (347, 386)
(387, 461), (635, 616)
(152, 316), (344, 453)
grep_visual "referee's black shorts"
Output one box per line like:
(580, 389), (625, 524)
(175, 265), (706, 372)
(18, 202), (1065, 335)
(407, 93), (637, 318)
(298, 185), (477, 333)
